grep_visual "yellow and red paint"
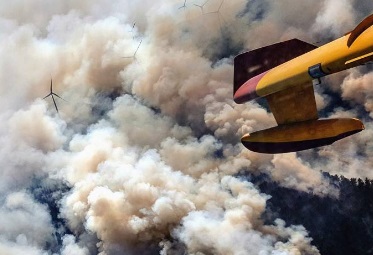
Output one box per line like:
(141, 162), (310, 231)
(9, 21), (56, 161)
(234, 22), (373, 104)
(241, 118), (364, 154)
(233, 14), (373, 153)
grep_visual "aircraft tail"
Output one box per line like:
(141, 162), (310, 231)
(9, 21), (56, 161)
(233, 39), (317, 96)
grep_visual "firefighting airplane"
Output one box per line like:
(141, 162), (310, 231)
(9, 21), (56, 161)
(234, 14), (373, 153)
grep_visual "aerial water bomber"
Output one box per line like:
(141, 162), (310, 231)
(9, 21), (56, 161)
(234, 14), (373, 153)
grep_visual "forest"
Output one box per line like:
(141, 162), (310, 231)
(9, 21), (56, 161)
(247, 172), (373, 255)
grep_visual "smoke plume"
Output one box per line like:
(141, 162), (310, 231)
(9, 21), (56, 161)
(0, 0), (372, 254)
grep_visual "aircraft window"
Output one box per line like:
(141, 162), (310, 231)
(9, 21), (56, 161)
(308, 64), (326, 79)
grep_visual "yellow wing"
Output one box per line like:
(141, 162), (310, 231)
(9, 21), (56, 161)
(265, 82), (318, 125)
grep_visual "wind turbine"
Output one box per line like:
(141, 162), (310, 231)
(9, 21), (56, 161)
(43, 79), (66, 112)
(194, 0), (210, 14)
(122, 39), (142, 60)
(204, 0), (226, 31)
(178, 0), (187, 10)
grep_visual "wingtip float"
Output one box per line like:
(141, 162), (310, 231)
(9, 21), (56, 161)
(241, 118), (364, 154)
(234, 14), (373, 154)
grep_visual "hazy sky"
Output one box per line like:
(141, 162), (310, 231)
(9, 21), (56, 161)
(0, 0), (373, 254)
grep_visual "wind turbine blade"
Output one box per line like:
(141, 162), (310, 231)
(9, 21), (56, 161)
(52, 93), (67, 102)
(218, 0), (224, 10)
(43, 93), (52, 99)
(52, 95), (59, 112)
(50, 79), (53, 93)
(204, 10), (216, 15)
(134, 40), (142, 56)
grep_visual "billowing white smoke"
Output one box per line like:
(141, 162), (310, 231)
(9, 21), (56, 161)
(0, 0), (372, 254)
(311, 69), (373, 180)
(312, 0), (356, 36)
